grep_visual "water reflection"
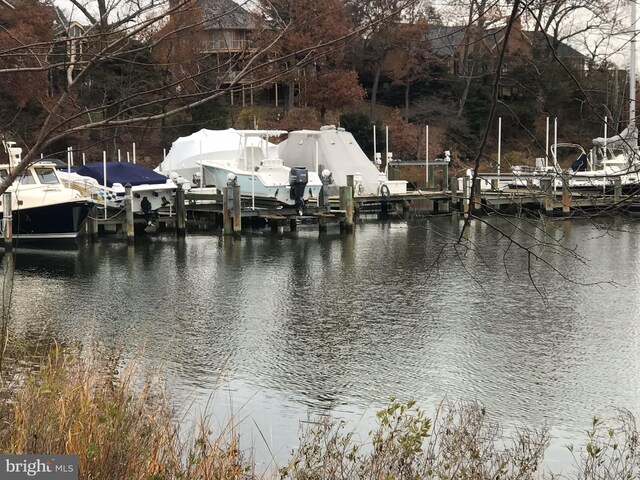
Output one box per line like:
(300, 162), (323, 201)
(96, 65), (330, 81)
(3, 219), (640, 468)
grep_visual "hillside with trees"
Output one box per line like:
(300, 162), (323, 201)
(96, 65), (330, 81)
(0, 0), (631, 185)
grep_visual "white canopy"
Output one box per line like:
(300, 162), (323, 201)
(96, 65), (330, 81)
(158, 128), (282, 182)
(278, 126), (382, 195)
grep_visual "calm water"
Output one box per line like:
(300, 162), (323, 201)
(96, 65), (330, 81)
(5, 217), (640, 473)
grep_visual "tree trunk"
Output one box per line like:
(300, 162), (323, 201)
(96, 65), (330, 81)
(370, 64), (381, 117)
(404, 83), (410, 122)
(285, 82), (294, 111)
(457, 62), (475, 118)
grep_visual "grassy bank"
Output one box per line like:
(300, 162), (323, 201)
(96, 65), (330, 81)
(0, 348), (638, 479)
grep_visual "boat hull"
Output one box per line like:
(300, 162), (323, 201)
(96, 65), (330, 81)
(1, 200), (92, 241)
(202, 163), (322, 206)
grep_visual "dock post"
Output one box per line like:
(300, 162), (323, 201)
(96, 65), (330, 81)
(124, 184), (135, 243)
(473, 178), (482, 213)
(232, 184), (241, 234)
(3, 192), (12, 251)
(175, 184), (186, 237)
(89, 207), (99, 240)
(462, 176), (470, 219)
(223, 186), (232, 235)
(339, 186), (354, 234)
(290, 218), (297, 231)
(614, 177), (622, 204)
(561, 173), (571, 215)
(402, 201), (411, 220)
(318, 215), (327, 233)
(491, 179), (500, 191)
(449, 176), (458, 216)
(346, 174), (358, 219)
(540, 178), (554, 214)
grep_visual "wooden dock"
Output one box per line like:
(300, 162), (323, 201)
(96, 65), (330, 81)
(85, 177), (638, 240)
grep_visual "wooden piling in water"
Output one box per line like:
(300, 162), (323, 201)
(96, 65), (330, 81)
(175, 184), (186, 237)
(462, 176), (469, 219)
(3, 192), (12, 251)
(540, 178), (554, 214)
(561, 174), (571, 215)
(290, 218), (297, 231)
(124, 184), (135, 243)
(223, 187), (232, 235)
(473, 178), (482, 213)
(339, 186), (354, 234)
(232, 185), (241, 234)
(614, 177), (622, 204)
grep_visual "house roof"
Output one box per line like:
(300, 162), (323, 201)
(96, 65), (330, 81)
(197, 0), (256, 29)
(427, 25), (586, 61)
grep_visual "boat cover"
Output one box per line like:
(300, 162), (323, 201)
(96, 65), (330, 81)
(74, 162), (169, 187)
(278, 126), (382, 195)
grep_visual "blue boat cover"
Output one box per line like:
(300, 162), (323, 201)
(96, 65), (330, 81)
(74, 162), (168, 187)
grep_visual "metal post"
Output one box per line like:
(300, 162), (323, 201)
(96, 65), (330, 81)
(102, 151), (107, 220)
(498, 116), (502, 175)
(132, 142), (136, 164)
(425, 125), (429, 188)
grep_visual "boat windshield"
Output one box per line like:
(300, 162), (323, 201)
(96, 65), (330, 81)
(35, 168), (59, 184)
(18, 171), (36, 185)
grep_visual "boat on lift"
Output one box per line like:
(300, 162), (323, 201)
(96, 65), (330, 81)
(0, 141), (92, 242)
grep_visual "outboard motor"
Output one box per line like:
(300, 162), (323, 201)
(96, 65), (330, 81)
(289, 166), (309, 215)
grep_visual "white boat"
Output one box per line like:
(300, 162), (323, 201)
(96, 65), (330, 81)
(158, 128), (281, 187)
(0, 141), (92, 241)
(199, 130), (322, 211)
(161, 129), (322, 210)
(278, 126), (408, 196)
(58, 161), (177, 220)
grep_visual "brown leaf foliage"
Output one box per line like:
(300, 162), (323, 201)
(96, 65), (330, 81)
(0, 0), (54, 107)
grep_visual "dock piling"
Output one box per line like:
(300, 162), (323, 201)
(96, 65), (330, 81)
(223, 186), (232, 235)
(462, 176), (469, 218)
(339, 186), (354, 234)
(232, 184), (241, 234)
(561, 174), (571, 215)
(3, 192), (12, 250)
(614, 177), (622, 204)
(175, 184), (186, 236)
(124, 184), (135, 242)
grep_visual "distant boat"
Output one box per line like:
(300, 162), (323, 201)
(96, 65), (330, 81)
(1, 141), (92, 242)
(58, 162), (176, 221)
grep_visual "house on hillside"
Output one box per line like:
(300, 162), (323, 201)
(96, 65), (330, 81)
(427, 21), (588, 98)
(161, 0), (258, 105)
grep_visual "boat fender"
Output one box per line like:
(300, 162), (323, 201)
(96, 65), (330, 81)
(380, 184), (390, 198)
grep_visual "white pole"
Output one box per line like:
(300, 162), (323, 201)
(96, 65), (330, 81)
(199, 140), (204, 190)
(70, 146), (74, 166)
(603, 115), (608, 170)
(82, 152), (86, 165)
(373, 125), (378, 170)
(251, 138), (255, 210)
(315, 138), (319, 174)
(554, 117), (558, 169)
(127, 152), (130, 163)
(118, 149), (121, 162)
(545, 116), (550, 169)
(132, 143), (136, 164)
(67, 147), (71, 177)
(385, 125), (389, 176)
(425, 125), (429, 188)
(498, 117), (502, 176)
(103, 151), (107, 220)
(163, 148), (166, 161)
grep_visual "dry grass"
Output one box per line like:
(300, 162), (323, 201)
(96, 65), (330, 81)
(1, 347), (640, 480)
(0, 346), (251, 480)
